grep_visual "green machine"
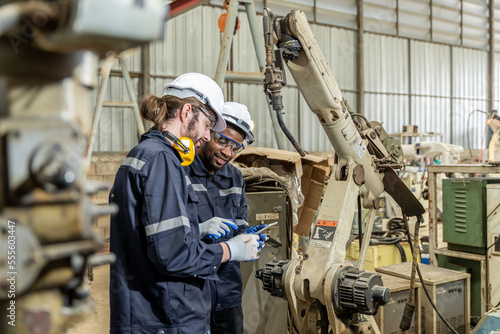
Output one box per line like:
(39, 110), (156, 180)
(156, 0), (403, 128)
(442, 178), (500, 254)
(441, 178), (500, 318)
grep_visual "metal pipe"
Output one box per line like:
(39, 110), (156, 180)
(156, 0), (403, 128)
(428, 169), (438, 265)
(242, 0), (266, 72)
(224, 71), (264, 82)
(102, 102), (135, 108)
(357, 0), (364, 114)
(357, 208), (376, 271)
(214, 0), (239, 87)
(488, 0), (494, 115)
(262, 7), (287, 150)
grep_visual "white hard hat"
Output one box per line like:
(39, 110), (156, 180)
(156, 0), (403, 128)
(222, 102), (255, 144)
(162, 73), (226, 132)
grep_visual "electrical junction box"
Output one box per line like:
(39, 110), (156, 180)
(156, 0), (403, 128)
(374, 273), (422, 334)
(241, 191), (290, 334)
(376, 262), (471, 334)
(442, 178), (500, 254)
(346, 240), (417, 272)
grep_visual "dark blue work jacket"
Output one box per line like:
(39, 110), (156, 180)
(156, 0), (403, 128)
(109, 130), (223, 334)
(184, 155), (249, 312)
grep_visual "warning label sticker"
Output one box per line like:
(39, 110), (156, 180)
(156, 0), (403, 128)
(310, 220), (337, 248)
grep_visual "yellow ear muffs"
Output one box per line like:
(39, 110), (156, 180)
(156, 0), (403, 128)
(176, 137), (195, 166)
(162, 131), (195, 166)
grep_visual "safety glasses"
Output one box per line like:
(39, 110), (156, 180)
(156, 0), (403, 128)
(199, 107), (216, 129)
(212, 132), (245, 154)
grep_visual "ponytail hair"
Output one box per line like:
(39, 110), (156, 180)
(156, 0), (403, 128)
(139, 94), (207, 130)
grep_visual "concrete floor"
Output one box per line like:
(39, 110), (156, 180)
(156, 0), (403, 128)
(67, 265), (110, 334)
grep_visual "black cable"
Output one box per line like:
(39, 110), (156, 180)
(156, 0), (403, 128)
(275, 109), (306, 157)
(357, 195), (362, 250)
(404, 221), (460, 334)
(487, 237), (500, 251)
(394, 242), (407, 262)
(370, 230), (406, 244)
(487, 202), (500, 219)
(466, 109), (489, 161)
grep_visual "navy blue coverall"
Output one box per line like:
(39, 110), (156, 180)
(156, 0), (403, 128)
(184, 155), (249, 333)
(109, 130), (223, 334)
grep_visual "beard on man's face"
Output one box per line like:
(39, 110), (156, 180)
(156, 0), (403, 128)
(199, 141), (229, 172)
(186, 111), (201, 143)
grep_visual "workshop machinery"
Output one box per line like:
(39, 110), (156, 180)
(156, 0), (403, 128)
(373, 273), (423, 334)
(0, 1), (166, 333)
(389, 141), (465, 231)
(242, 190), (290, 334)
(376, 262), (470, 334)
(439, 179), (500, 318)
(401, 141), (464, 165)
(256, 8), (426, 334)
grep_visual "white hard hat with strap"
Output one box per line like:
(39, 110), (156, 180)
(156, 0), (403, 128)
(222, 102), (255, 144)
(162, 73), (226, 132)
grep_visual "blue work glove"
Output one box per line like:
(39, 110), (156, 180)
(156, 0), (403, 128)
(199, 217), (238, 239)
(223, 234), (261, 262)
(245, 224), (269, 246)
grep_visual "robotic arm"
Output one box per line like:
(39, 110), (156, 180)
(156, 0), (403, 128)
(258, 9), (425, 333)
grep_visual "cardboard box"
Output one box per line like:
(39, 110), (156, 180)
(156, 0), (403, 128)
(294, 162), (331, 236)
(295, 206), (318, 236)
(234, 147), (331, 232)
(235, 147), (304, 178)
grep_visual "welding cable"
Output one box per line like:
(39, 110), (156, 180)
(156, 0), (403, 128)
(394, 241), (407, 263)
(370, 230), (406, 245)
(0, 2), (55, 36)
(487, 202), (500, 219)
(357, 195), (362, 250)
(487, 237), (500, 251)
(405, 221), (460, 334)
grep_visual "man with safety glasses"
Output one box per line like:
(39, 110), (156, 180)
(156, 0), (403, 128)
(185, 102), (267, 334)
(109, 75), (263, 334)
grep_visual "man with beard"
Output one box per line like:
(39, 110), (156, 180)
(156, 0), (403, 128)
(109, 74), (263, 334)
(185, 102), (268, 334)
